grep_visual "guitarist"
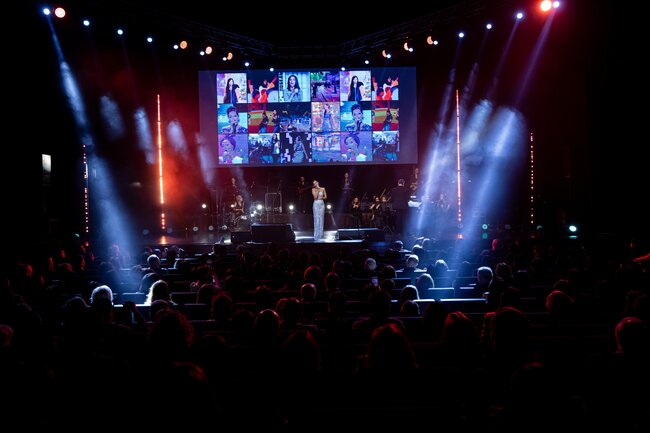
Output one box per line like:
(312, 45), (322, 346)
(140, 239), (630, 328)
(409, 166), (420, 195)
(297, 175), (310, 214)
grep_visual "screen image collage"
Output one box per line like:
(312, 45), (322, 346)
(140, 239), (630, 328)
(216, 70), (400, 165)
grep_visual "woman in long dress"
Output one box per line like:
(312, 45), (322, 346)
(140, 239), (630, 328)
(312, 180), (327, 240)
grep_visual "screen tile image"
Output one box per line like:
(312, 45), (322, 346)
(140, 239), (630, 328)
(340, 70), (372, 102)
(310, 71), (340, 102)
(218, 133), (249, 164)
(279, 72), (311, 103)
(217, 73), (247, 104)
(372, 102), (399, 132)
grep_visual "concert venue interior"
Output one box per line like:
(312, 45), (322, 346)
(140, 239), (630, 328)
(4, 1), (649, 430)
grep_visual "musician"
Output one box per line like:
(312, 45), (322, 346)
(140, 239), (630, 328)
(369, 196), (383, 228)
(342, 172), (353, 211)
(297, 175), (310, 214)
(351, 196), (362, 228)
(225, 177), (239, 203)
(231, 194), (247, 229)
(409, 167), (420, 195)
(391, 178), (410, 235)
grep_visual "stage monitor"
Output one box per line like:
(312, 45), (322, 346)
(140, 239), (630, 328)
(198, 67), (417, 167)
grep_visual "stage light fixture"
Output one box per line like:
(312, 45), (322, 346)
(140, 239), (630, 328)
(42, 8), (51, 15)
(173, 44), (179, 50)
(201, 203), (207, 209)
(117, 28), (124, 36)
(540, 0), (552, 12)
(83, 19), (90, 27)
(146, 37), (153, 43)
(205, 46), (213, 55)
(226, 52), (233, 60)
(54, 7), (66, 18)
(486, 23), (492, 29)
(192, 225), (200, 232)
(180, 40), (188, 49)
(426, 36), (434, 45)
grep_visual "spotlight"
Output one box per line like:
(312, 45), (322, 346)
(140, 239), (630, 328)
(553, 1), (560, 8)
(540, 0), (552, 12)
(192, 225), (199, 232)
(341, 66), (346, 71)
(201, 203), (207, 209)
(403, 42), (413, 52)
(180, 40), (188, 49)
(83, 19), (90, 27)
(516, 12), (524, 19)
(256, 204), (263, 211)
(269, 67), (274, 72)
(173, 44), (179, 50)
(146, 36), (153, 43)
(568, 224), (578, 233)
(458, 32), (465, 38)
(244, 61), (250, 67)
(42, 8), (51, 15)
(364, 59), (370, 65)
(54, 7), (66, 18)
(117, 28), (124, 36)
(208, 225), (215, 232)
(382, 49), (392, 59)
(226, 52), (233, 60)
(288, 204), (295, 211)
(326, 203), (332, 211)
(486, 23), (492, 30)
(205, 46), (213, 55)
(426, 36), (434, 45)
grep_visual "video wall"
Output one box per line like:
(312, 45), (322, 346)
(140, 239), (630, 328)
(198, 67), (417, 167)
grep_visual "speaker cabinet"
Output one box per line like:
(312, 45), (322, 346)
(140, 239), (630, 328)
(251, 223), (295, 243)
(336, 228), (385, 241)
(231, 231), (252, 243)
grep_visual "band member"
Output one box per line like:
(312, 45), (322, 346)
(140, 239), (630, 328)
(391, 178), (410, 235)
(369, 196), (383, 228)
(342, 172), (353, 211)
(297, 175), (310, 214)
(409, 167), (420, 195)
(231, 194), (247, 229)
(351, 196), (362, 228)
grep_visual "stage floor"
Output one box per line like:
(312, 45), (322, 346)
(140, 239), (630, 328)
(145, 230), (364, 247)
